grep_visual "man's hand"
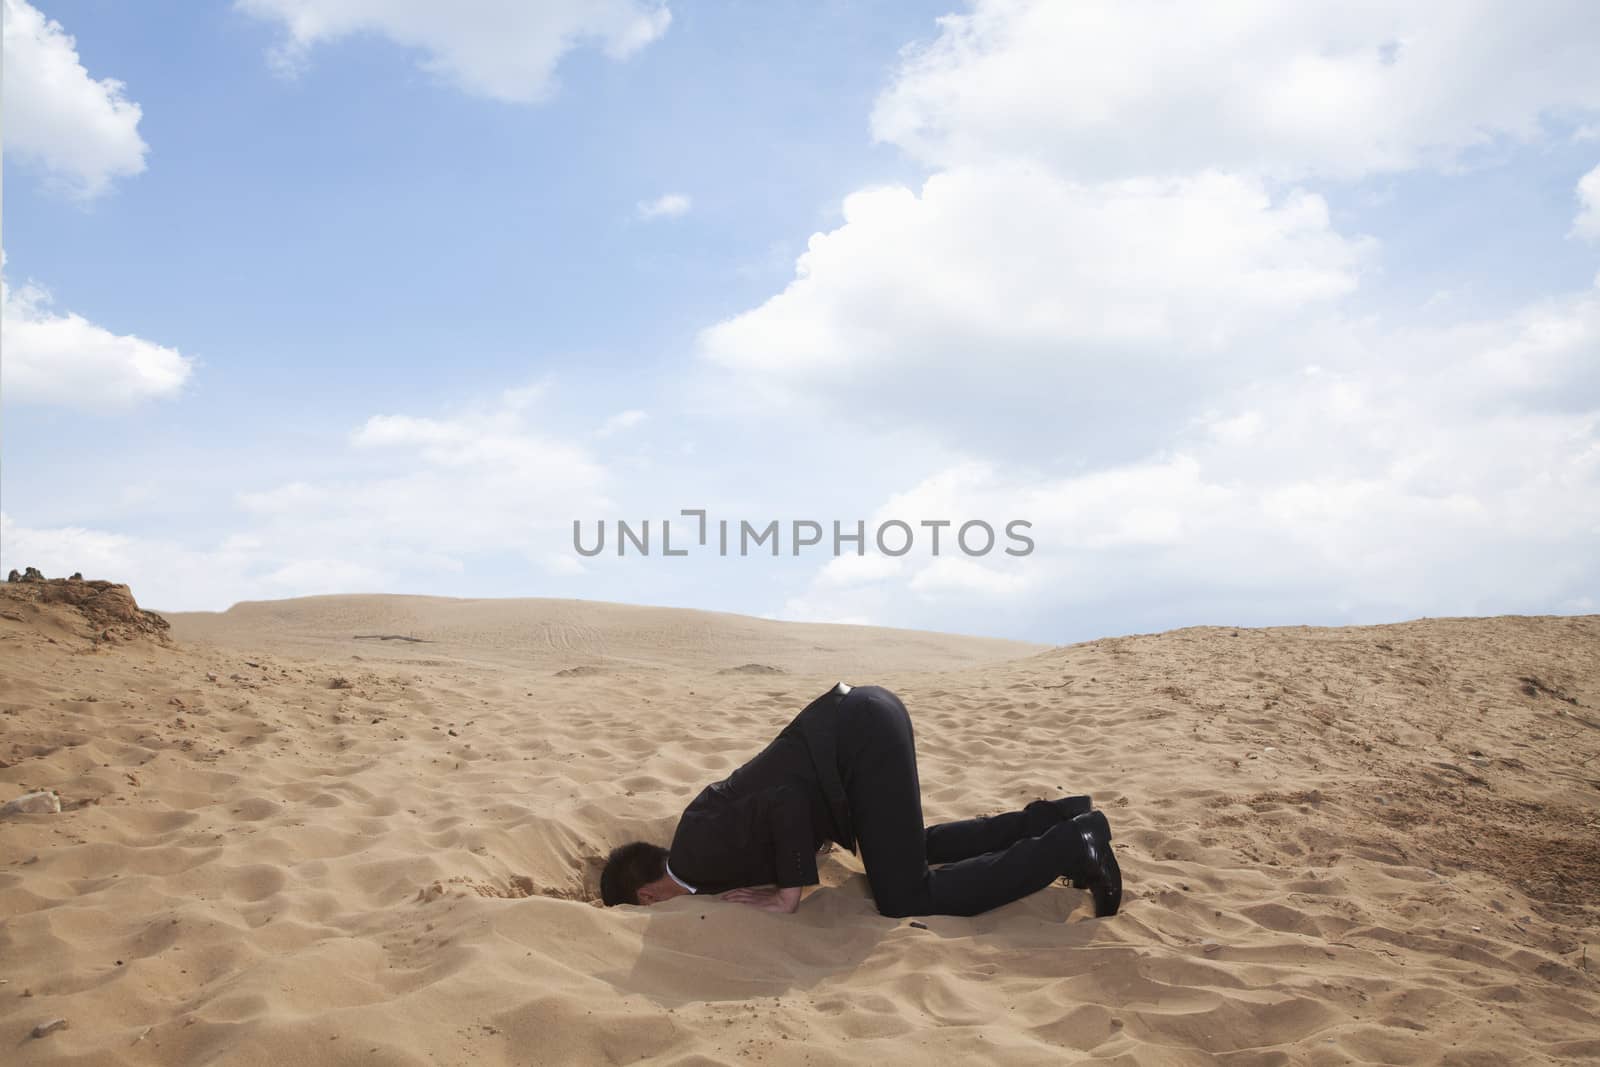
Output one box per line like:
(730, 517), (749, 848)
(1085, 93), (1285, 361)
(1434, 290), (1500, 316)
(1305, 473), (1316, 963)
(720, 885), (802, 913)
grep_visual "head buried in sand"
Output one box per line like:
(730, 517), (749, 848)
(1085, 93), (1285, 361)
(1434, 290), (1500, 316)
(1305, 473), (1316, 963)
(601, 841), (681, 906)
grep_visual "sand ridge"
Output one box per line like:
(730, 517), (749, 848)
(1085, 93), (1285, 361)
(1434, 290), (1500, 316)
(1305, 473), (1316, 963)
(1, 588), (1597, 1064)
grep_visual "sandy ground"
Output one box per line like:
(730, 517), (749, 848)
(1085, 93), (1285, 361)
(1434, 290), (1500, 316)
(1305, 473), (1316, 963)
(1, 583), (1597, 1065)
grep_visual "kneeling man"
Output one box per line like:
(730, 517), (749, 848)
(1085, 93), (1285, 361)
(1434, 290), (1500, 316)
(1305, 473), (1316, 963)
(601, 683), (1121, 918)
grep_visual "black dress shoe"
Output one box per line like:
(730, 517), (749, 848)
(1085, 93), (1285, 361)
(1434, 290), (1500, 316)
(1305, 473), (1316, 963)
(1064, 805), (1110, 888)
(1069, 810), (1122, 917)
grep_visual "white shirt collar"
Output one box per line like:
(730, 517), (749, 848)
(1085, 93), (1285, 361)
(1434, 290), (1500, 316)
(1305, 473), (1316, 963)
(664, 859), (697, 894)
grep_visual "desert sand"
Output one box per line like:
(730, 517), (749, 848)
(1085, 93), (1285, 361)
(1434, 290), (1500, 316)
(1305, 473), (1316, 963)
(2, 577), (1597, 1065)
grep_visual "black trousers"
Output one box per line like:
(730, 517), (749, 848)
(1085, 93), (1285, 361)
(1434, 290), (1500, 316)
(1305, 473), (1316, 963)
(835, 686), (1078, 917)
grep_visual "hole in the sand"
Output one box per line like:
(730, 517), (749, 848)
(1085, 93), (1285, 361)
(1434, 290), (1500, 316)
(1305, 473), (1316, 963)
(415, 874), (600, 905)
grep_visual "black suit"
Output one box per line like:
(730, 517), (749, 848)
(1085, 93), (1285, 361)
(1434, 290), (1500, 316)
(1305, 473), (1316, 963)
(667, 683), (1081, 917)
(666, 682), (852, 894)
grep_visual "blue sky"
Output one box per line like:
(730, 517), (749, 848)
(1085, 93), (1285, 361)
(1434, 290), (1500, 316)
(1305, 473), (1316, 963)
(4, 0), (1598, 643)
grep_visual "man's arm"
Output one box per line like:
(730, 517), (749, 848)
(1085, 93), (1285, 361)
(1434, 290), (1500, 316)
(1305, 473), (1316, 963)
(718, 786), (817, 914)
(721, 885), (801, 913)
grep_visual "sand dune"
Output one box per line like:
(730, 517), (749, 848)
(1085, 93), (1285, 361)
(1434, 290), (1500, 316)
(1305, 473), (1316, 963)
(2, 583), (1597, 1065)
(164, 594), (1039, 677)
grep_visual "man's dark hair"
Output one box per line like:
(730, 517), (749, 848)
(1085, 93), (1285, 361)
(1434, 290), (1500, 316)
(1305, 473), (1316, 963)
(601, 841), (669, 906)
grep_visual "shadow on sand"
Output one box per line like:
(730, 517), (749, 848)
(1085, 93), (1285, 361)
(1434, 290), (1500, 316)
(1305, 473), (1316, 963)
(599, 868), (1111, 1008)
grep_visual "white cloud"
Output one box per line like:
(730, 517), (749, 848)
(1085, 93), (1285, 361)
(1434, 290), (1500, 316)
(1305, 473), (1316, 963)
(237, 0), (671, 103)
(1, 0), (148, 198)
(636, 193), (691, 220)
(779, 285), (1600, 634)
(0, 513), (136, 581)
(907, 557), (1028, 598)
(813, 552), (906, 589)
(1, 270), (193, 410)
(704, 0), (1599, 639)
(1, 389), (615, 609)
(0, 510), (406, 608)
(351, 410), (603, 491)
(236, 481), (329, 515)
(250, 395), (611, 581)
(597, 409), (648, 436)
(873, 0), (1600, 180)
(259, 557), (390, 592)
(1575, 163), (1600, 241)
(501, 382), (550, 410)
(699, 166), (1369, 458)
(1205, 411), (1265, 445)
(697, 1), (1599, 463)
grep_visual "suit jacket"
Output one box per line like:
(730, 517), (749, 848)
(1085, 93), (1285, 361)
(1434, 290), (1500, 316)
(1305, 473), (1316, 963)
(666, 682), (856, 894)
(778, 681), (856, 853)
